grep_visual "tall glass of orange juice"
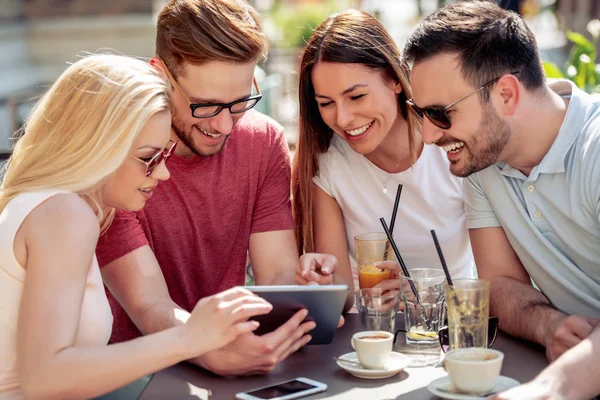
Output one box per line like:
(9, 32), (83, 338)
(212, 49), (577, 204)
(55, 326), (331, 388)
(354, 232), (395, 289)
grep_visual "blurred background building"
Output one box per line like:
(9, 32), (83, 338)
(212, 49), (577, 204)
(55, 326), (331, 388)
(0, 0), (158, 160)
(0, 0), (598, 167)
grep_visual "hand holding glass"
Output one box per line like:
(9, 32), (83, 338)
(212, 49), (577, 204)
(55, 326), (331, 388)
(354, 233), (394, 289)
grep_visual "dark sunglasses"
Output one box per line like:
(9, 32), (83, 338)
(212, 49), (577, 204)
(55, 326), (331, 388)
(406, 71), (520, 129)
(132, 140), (177, 176)
(438, 316), (499, 353)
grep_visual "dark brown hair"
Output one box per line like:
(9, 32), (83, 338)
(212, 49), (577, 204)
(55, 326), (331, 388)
(292, 9), (418, 254)
(155, 0), (269, 77)
(403, 0), (545, 101)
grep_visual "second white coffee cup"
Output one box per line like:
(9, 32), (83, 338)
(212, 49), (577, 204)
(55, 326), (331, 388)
(444, 348), (504, 394)
(351, 330), (393, 369)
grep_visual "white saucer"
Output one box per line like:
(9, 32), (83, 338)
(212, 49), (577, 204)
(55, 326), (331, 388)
(427, 375), (520, 399)
(336, 351), (411, 379)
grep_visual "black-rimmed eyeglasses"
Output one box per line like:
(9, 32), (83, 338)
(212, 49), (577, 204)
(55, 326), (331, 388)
(160, 58), (262, 119)
(406, 72), (520, 130)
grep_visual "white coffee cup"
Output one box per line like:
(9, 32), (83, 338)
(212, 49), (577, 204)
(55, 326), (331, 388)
(444, 348), (504, 394)
(351, 330), (393, 370)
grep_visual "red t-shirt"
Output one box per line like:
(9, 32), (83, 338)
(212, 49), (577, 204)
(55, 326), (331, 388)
(96, 110), (294, 342)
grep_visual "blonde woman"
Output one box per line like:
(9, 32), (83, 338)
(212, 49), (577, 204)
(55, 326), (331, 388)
(0, 54), (271, 399)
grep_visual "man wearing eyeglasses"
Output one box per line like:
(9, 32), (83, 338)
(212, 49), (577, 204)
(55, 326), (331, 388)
(404, 2), (600, 398)
(95, 0), (338, 376)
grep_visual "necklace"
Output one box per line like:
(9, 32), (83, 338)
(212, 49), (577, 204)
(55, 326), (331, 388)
(381, 162), (401, 194)
(382, 176), (392, 194)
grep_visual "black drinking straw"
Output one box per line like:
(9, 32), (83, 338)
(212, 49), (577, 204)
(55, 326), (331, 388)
(383, 184), (403, 264)
(379, 217), (420, 302)
(389, 184), (403, 235)
(430, 229), (453, 286)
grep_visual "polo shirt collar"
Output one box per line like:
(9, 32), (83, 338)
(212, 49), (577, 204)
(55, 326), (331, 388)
(536, 81), (585, 175)
(497, 80), (588, 179)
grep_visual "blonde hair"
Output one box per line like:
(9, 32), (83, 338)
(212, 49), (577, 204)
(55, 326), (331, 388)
(0, 54), (171, 231)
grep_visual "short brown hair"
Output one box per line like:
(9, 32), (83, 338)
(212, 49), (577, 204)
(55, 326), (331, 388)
(403, 0), (545, 100)
(156, 0), (269, 77)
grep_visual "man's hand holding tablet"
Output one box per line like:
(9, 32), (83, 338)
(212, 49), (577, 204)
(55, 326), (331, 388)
(245, 285), (349, 345)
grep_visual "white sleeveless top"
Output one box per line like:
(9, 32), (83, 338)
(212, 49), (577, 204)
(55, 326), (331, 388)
(0, 191), (113, 398)
(313, 136), (475, 289)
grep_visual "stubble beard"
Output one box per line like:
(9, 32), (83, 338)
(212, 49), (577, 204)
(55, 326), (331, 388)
(450, 105), (511, 178)
(171, 115), (229, 157)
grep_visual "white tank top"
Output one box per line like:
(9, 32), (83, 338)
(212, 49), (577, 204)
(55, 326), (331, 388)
(313, 136), (475, 290)
(0, 191), (113, 398)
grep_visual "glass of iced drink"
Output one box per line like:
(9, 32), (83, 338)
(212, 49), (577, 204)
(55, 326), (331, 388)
(354, 232), (394, 289)
(400, 268), (446, 344)
(445, 279), (491, 351)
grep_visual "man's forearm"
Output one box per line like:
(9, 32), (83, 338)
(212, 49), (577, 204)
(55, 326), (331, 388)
(187, 352), (213, 370)
(135, 301), (190, 336)
(136, 302), (211, 369)
(268, 273), (296, 285)
(490, 277), (566, 346)
(255, 263), (296, 285)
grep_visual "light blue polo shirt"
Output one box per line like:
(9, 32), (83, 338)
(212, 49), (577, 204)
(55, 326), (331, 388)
(464, 81), (600, 317)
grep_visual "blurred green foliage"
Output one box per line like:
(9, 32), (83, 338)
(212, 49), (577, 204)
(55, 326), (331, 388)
(543, 21), (600, 93)
(268, 0), (344, 49)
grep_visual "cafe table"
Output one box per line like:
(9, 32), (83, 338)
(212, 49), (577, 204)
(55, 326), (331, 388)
(138, 314), (548, 399)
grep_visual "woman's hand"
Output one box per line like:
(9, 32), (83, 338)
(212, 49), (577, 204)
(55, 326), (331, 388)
(294, 253), (338, 286)
(184, 287), (273, 355)
(372, 261), (404, 311)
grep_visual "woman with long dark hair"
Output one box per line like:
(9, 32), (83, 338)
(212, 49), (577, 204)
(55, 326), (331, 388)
(292, 10), (474, 309)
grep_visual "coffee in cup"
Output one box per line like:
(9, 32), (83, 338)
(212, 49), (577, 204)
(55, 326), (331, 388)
(351, 330), (393, 369)
(359, 335), (390, 340)
(444, 348), (504, 395)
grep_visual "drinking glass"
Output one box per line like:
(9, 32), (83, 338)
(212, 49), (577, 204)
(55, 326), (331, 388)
(400, 268), (446, 344)
(354, 232), (394, 289)
(355, 288), (400, 333)
(445, 279), (491, 351)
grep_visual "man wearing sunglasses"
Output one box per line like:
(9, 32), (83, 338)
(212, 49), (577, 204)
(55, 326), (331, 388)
(404, 1), (600, 397)
(96, 0), (338, 377)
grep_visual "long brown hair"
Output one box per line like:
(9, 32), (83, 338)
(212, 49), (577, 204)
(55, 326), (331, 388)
(292, 9), (419, 254)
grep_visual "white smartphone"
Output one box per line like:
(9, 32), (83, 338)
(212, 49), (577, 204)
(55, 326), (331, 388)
(235, 377), (327, 400)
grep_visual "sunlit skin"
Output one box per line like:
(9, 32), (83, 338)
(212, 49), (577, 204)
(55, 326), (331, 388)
(152, 59), (256, 158)
(9, 100), (272, 397)
(411, 54), (594, 382)
(101, 110), (172, 211)
(409, 54), (515, 178)
(311, 62), (414, 172)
